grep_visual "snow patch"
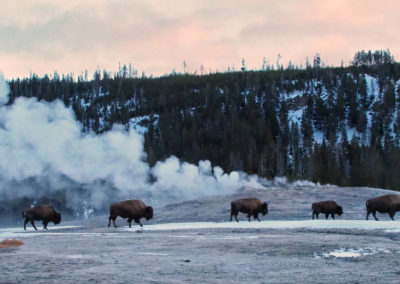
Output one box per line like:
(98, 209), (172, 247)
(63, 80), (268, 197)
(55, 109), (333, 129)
(313, 130), (324, 144)
(137, 252), (169, 256)
(284, 90), (304, 100)
(288, 108), (304, 125)
(120, 220), (400, 232)
(129, 114), (159, 135)
(169, 235), (259, 240)
(315, 247), (391, 259)
(0, 226), (81, 239)
(67, 254), (96, 259)
(365, 74), (381, 103)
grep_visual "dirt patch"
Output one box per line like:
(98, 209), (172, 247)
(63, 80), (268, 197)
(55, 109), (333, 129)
(0, 239), (24, 248)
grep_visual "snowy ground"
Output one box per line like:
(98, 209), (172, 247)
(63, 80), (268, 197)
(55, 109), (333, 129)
(1, 185), (400, 283)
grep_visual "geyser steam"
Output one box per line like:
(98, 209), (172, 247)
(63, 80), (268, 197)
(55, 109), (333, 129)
(0, 74), (264, 216)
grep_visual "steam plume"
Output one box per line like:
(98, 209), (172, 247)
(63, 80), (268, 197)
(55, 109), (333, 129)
(0, 74), (264, 215)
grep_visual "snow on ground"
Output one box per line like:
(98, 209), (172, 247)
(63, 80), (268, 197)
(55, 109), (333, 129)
(287, 107), (304, 125)
(129, 114), (159, 134)
(313, 130), (324, 144)
(315, 247), (392, 259)
(284, 90), (304, 100)
(365, 74), (381, 103)
(284, 74), (398, 147)
(0, 226), (81, 238)
(2, 186), (400, 283)
(4, 219), (400, 239)
(120, 220), (400, 232)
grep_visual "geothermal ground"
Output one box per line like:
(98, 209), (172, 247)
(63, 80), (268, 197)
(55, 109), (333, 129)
(1, 185), (400, 283)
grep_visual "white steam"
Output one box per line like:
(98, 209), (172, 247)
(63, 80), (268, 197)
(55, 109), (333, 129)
(150, 157), (263, 203)
(0, 72), (9, 104)
(0, 75), (265, 213)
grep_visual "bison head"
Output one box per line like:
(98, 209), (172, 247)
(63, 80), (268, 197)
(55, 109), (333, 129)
(261, 202), (268, 215)
(337, 206), (343, 216)
(53, 212), (61, 224)
(145, 206), (153, 220)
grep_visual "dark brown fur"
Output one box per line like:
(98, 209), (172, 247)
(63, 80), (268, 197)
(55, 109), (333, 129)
(311, 201), (343, 220)
(366, 194), (400, 221)
(230, 198), (268, 222)
(108, 199), (153, 228)
(22, 205), (61, 230)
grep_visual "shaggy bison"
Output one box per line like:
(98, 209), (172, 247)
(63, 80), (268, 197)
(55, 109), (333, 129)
(366, 194), (400, 221)
(312, 201), (343, 220)
(22, 205), (61, 230)
(230, 198), (268, 222)
(108, 199), (153, 228)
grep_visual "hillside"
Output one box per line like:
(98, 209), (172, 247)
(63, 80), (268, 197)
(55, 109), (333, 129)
(7, 52), (400, 193)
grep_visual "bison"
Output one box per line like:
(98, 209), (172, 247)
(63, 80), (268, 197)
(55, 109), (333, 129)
(312, 201), (343, 220)
(108, 199), (153, 228)
(22, 205), (61, 230)
(366, 194), (400, 221)
(230, 198), (268, 222)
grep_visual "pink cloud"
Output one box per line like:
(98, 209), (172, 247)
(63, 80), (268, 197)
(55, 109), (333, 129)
(0, 0), (399, 78)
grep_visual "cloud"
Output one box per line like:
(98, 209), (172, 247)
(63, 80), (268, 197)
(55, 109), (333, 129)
(0, 0), (399, 78)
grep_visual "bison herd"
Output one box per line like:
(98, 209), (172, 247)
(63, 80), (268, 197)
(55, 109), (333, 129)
(21, 194), (400, 230)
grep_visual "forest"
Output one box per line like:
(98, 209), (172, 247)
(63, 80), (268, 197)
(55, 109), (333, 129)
(7, 50), (400, 191)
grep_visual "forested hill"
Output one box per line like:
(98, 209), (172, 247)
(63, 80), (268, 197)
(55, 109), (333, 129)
(7, 51), (400, 191)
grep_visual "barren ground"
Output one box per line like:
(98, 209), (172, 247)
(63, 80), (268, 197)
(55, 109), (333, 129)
(1, 185), (400, 283)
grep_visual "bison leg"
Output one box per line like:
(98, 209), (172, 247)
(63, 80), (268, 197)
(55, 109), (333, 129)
(30, 220), (38, 230)
(108, 215), (117, 227)
(43, 221), (49, 230)
(325, 213), (329, 220)
(254, 213), (261, 222)
(372, 211), (379, 221)
(247, 214), (252, 222)
(134, 218), (143, 227)
(331, 214), (335, 220)
(229, 210), (238, 222)
(389, 212), (395, 221)
(110, 217), (118, 228)
(24, 218), (29, 230)
(128, 218), (133, 228)
(366, 210), (371, 220)
(312, 211), (315, 220)
(230, 205), (239, 222)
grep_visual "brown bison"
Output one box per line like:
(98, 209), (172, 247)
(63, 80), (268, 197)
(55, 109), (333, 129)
(366, 194), (400, 221)
(22, 205), (61, 230)
(312, 201), (343, 220)
(230, 198), (268, 222)
(108, 199), (153, 228)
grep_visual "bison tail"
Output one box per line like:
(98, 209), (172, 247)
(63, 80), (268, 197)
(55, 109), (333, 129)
(21, 211), (26, 218)
(311, 203), (314, 211)
(366, 200), (370, 209)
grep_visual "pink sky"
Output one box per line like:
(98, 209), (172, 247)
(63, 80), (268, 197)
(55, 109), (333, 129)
(0, 0), (399, 79)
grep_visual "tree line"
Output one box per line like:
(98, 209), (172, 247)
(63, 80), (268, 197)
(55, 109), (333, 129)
(7, 50), (400, 191)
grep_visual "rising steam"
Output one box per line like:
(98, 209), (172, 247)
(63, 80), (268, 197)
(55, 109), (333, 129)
(0, 74), (265, 216)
